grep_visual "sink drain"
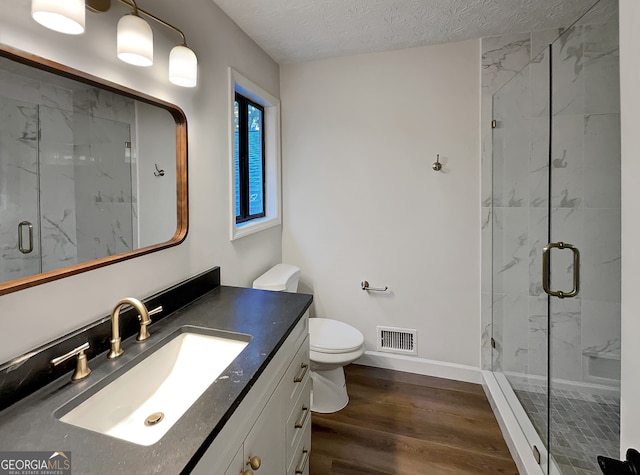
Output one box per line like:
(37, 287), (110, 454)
(145, 412), (165, 426)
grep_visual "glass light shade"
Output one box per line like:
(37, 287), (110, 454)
(169, 45), (198, 87)
(31, 0), (85, 35)
(117, 14), (153, 67)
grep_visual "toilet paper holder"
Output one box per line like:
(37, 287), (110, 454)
(361, 281), (388, 292)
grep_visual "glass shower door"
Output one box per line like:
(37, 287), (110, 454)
(492, 1), (620, 473)
(0, 95), (41, 284)
(547, 1), (621, 473)
(1, 100), (135, 287)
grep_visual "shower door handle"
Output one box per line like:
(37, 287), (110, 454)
(18, 220), (34, 254)
(542, 241), (580, 298)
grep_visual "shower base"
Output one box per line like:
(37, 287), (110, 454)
(514, 386), (619, 475)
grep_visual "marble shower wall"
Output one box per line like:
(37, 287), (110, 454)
(38, 104), (79, 272)
(481, 0), (620, 390)
(71, 85), (138, 258)
(70, 104), (134, 265)
(0, 64), (136, 284)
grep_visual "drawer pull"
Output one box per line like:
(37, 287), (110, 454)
(295, 448), (309, 474)
(293, 363), (309, 383)
(294, 405), (310, 429)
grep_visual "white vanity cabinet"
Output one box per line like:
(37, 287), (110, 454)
(193, 312), (311, 475)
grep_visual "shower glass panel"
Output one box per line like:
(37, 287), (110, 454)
(0, 95), (41, 282)
(548, 1), (620, 473)
(492, 0), (620, 473)
(492, 44), (551, 473)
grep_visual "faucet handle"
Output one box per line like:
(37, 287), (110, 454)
(148, 305), (163, 317)
(137, 305), (163, 341)
(51, 342), (92, 381)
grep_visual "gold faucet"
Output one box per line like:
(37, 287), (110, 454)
(108, 297), (162, 359)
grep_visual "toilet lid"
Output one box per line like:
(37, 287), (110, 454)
(309, 318), (364, 354)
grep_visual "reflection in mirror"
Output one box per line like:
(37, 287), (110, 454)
(0, 46), (187, 295)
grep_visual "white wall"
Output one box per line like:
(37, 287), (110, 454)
(0, 0), (282, 364)
(281, 41), (481, 368)
(619, 0), (640, 455)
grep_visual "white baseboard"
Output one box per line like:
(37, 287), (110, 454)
(355, 350), (482, 384)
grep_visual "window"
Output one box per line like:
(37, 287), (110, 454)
(234, 93), (265, 223)
(229, 68), (281, 241)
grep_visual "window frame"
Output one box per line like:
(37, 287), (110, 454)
(228, 68), (281, 241)
(235, 92), (266, 224)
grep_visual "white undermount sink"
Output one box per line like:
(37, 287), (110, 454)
(58, 327), (251, 446)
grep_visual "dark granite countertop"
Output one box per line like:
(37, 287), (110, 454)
(0, 285), (312, 474)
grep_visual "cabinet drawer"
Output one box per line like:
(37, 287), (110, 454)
(286, 376), (311, 468)
(288, 416), (311, 475)
(282, 334), (310, 408)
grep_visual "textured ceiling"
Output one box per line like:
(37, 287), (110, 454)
(212, 0), (597, 64)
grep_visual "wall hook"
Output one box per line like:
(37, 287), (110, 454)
(154, 164), (165, 177)
(432, 154), (442, 171)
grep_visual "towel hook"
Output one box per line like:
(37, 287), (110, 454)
(432, 154), (442, 171)
(154, 164), (165, 177)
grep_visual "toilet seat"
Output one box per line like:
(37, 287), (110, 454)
(309, 318), (364, 354)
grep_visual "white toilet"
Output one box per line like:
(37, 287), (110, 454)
(253, 264), (365, 413)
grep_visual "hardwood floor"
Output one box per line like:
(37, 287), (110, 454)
(310, 365), (518, 475)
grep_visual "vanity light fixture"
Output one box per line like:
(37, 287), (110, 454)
(30, 0), (198, 87)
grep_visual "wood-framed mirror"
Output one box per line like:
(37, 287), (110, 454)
(0, 45), (188, 296)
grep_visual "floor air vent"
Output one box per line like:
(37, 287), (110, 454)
(377, 326), (418, 356)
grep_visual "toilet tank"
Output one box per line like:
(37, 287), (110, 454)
(252, 264), (300, 292)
